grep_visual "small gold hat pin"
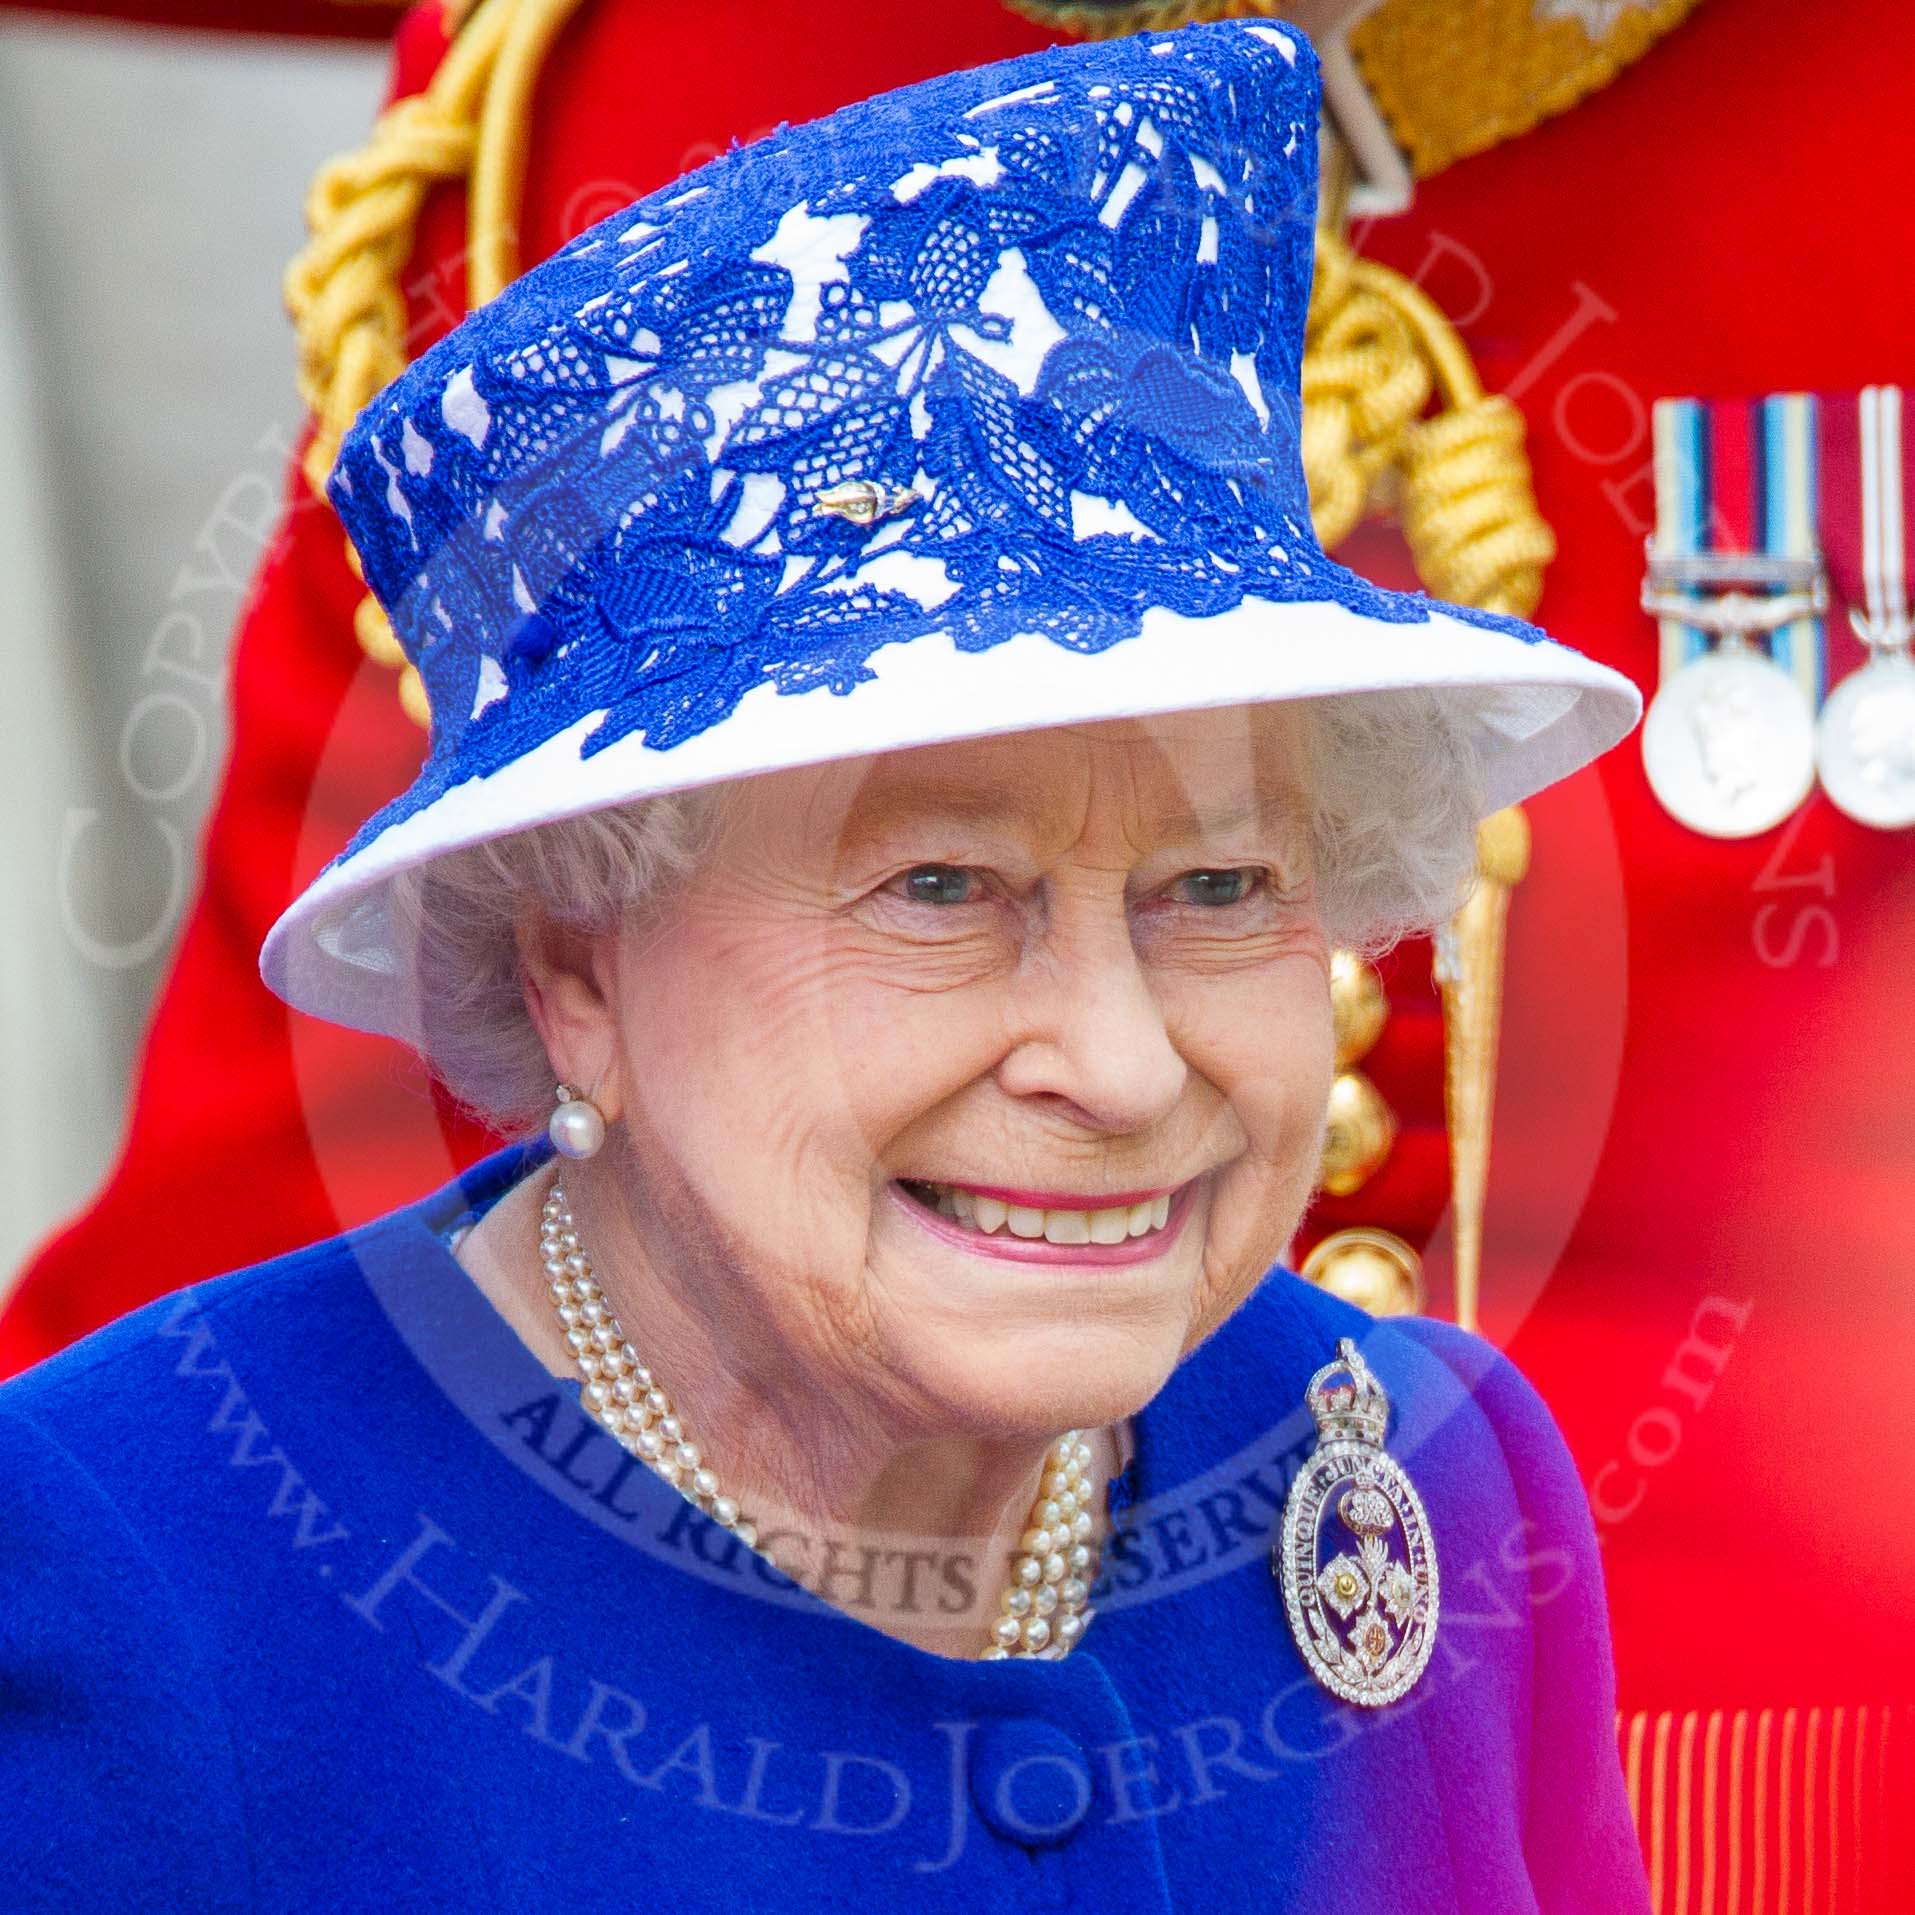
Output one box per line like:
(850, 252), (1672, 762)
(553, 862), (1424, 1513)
(813, 479), (924, 526)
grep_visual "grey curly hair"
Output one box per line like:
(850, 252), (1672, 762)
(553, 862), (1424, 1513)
(386, 688), (1487, 1133)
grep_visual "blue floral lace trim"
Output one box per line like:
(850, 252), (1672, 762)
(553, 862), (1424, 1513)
(328, 20), (1538, 867)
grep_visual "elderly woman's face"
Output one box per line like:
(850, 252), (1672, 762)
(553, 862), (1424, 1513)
(587, 707), (1335, 1441)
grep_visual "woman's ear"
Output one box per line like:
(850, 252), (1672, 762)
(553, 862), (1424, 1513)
(514, 910), (624, 1124)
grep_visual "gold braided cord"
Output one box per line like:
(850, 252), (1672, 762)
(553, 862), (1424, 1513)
(469, 0), (589, 303)
(284, 0), (588, 727)
(1304, 227), (1554, 617)
(285, 0), (510, 499)
(1300, 230), (1434, 552)
(1400, 396), (1555, 615)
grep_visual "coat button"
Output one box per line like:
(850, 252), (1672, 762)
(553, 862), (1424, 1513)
(969, 1717), (1093, 1850)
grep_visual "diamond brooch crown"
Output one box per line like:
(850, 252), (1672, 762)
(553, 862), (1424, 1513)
(1304, 1338), (1392, 1447)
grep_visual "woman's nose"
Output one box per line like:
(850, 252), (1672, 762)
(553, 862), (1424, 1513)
(995, 912), (1188, 1136)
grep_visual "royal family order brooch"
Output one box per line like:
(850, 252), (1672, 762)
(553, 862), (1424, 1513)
(1276, 1338), (1439, 1707)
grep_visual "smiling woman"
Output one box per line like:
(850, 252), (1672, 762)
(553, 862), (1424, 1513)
(434, 709), (1363, 1662)
(0, 18), (1650, 1914)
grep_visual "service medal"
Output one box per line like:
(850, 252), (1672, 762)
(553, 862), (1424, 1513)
(1816, 644), (1915, 829)
(1276, 1337), (1438, 1708)
(1640, 404), (1826, 840)
(1640, 637), (1818, 839)
(1817, 386), (1915, 831)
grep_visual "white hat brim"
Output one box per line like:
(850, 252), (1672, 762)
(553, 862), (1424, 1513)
(261, 592), (1640, 1043)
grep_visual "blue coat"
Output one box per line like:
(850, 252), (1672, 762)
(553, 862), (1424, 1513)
(0, 1137), (1649, 1911)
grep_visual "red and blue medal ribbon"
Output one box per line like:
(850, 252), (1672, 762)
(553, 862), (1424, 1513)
(1651, 393), (1824, 706)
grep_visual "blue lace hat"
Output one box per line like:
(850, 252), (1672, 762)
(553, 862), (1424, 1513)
(262, 17), (1640, 1039)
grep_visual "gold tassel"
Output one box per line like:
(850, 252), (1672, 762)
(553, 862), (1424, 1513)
(1432, 806), (1530, 1332)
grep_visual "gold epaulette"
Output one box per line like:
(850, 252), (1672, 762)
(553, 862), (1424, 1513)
(1004, 0), (1703, 179)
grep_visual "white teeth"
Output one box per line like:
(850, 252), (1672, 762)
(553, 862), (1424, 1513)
(911, 1182), (1180, 1244)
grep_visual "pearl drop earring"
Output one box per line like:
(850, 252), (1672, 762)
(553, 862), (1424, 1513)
(548, 1083), (606, 1160)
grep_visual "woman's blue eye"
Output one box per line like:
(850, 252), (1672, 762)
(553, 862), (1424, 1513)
(1176, 868), (1255, 907)
(891, 866), (1260, 908)
(902, 865), (975, 905)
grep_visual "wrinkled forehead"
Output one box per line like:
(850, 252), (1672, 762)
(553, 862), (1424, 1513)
(746, 705), (1315, 855)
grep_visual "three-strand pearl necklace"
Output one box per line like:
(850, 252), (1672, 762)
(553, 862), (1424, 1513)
(540, 1182), (1104, 1659)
